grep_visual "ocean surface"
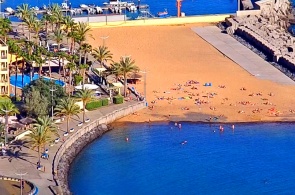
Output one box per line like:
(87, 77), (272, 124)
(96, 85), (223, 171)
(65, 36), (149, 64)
(69, 122), (295, 195)
(2, 0), (256, 18)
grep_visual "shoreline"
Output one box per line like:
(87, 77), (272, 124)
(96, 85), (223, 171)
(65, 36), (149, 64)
(87, 24), (295, 125)
(52, 101), (147, 194)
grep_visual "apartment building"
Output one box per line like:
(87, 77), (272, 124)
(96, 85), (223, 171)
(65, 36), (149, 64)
(0, 40), (9, 96)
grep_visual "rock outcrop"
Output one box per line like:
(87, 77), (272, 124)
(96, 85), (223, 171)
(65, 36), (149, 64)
(57, 124), (109, 195)
(225, 0), (295, 71)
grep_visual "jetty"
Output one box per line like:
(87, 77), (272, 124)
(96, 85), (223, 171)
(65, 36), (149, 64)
(225, 0), (295, 76)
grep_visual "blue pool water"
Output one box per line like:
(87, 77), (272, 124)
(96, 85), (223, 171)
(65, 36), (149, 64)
(69, 122), (295, 195)
(10, 74), (64, 88)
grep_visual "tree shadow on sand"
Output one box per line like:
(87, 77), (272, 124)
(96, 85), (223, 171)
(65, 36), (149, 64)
(1, 140), (35, 164)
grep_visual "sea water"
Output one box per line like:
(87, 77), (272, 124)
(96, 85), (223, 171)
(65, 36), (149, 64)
(68, 122), (295, 195)
(2, 0), (259, 18)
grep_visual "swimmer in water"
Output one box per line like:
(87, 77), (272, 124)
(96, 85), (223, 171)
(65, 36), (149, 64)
(232, 124), (235, 130)
(126, 137), (129, 142)
(181, 141), (187, 145)
(178, 123), (182, 129)
(175, 122), (178, 126)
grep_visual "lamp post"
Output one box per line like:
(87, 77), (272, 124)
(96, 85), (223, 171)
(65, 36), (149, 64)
(1, 108), (11, 146)
(100, 36), (109, 47)
(238, 0), (240, 11)
(49, 86), (56, 121)
(15, 171), (27, 195)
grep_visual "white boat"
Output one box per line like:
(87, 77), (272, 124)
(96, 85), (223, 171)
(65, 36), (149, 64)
(109, 0), (128, 7)
(61, 2), (70, 9)
(95, 6), (103, 14)
(80, 4), (89, 8)
(127, 3), (137, 12)
(31, 6), (40, 11)
(5, 7), (15, 14)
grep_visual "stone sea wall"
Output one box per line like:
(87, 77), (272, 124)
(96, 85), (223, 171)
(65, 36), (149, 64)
(52, 101), (147, 195)
(225, 14), (295, 74)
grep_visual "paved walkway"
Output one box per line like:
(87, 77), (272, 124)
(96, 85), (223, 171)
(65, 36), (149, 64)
(191, 26), (295, 85)
(0, 100), (143, 195)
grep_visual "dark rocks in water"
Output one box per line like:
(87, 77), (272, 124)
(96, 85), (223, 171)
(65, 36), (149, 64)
(56, 124), (110, 195)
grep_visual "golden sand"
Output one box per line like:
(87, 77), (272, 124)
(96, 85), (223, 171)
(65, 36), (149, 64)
(88, 23), (295, 123)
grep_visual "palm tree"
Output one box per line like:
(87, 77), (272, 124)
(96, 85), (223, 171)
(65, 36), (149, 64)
(27, 125), (52, 165)
(54, 98), (80, 133)
(34, 115), (58, 136)
(15, 4), (32, 33)
(0, 101), (20, 146)
(80, 43), (92, 65)
(0, 18), (12, 43)
(75, 89), (94, 122)
(119, 57), (139, 97)
(32, 20), (42, 46)
(109, 62), (122, 82)
(24, 13), (37, 42)
(79, 64), (89, 88)
(34, 55), (45, 77)
(57, 52), (68, 77)
(75, 22), (94, 64)
(63, 16), (75, 45)
(66, 62), (76, 96)
(41, 14), (50, 35)
(52, 29), (64, 51)
(50, 4), (63, 29)
(92, 46), (113, 67)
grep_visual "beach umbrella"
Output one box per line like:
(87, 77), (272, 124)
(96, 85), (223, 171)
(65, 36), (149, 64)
(19, 117), (35, 125)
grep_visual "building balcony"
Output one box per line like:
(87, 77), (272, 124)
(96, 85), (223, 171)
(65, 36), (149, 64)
(0, 68), (8, 71)
(1, 55), (7, 59)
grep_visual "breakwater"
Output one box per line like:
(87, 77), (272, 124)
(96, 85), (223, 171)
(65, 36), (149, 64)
(225, 1), (295, 77)
(52, 101), (147, 195)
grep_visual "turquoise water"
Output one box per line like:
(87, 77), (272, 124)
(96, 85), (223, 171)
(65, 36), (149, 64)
(69, 122), (295, 195)
(10, 74), (64, 88)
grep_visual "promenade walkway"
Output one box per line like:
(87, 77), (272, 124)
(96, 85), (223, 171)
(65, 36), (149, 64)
(192, 26), (295, 85)
(0, 100), (144, 195)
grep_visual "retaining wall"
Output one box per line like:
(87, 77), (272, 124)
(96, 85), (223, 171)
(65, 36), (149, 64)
(52, 101), (146, 194)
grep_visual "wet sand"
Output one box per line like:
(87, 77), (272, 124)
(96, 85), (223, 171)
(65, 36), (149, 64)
(88, 23), (295, 123)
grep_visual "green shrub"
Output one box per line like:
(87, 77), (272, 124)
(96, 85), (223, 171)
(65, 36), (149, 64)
(113, 96), (123, 104)
(85, 100), (102, 110)
(102, 98), (109, 106)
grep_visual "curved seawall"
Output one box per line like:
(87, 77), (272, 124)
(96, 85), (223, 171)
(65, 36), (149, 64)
(52, 101), (147, 195)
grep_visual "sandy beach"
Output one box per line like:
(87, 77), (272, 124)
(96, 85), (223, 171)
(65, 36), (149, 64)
(89, 23), (295, 123)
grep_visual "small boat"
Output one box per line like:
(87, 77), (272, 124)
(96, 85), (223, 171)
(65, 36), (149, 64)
(5, 7), (15, 14)
(95, 6), (103, 14)
(157, 9), (169, 18)
(61, 0), (70, 9)
(80, 4), (89, 8)
(127, 3), (137, 12)
(31, 6), (40, 11)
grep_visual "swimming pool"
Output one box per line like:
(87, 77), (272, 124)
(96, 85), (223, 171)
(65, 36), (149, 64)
(10, 74), (65, 88)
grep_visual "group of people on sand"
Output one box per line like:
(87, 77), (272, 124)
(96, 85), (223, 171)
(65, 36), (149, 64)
(146, 78), (290, 119)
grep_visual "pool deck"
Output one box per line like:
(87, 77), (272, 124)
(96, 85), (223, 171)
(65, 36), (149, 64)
(191, 26), (295, 85)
